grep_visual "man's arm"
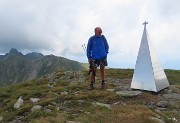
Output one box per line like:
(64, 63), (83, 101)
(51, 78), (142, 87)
(86, 37), (92, 60)
(103, 36), (109, 54)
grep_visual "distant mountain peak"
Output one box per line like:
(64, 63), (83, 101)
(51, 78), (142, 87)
(9, 48), (23, 55)
(9, 48), (18, 53)
(25, 52), (44, 59)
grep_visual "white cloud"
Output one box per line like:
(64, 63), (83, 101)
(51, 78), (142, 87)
(0, 0), (179, 69)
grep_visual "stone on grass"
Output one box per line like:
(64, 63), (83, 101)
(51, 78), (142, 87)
(14, 96), (24, 109)
(57, 107), (60, 111)
(163, 94), (180, 100)
(146, 101), (155, 108)
(52, 102), (58, 106)
(44, 108), (52, 113)
(116, 91), (142, 97)
(48, 84), (54, 89)
(84, 112), (91, 115)
(156, 101), (168, 108)
(78, 100), (85, 103)
(31, 105), (42, 112)
(155, 109), (161, 113)
(61, 91), (68, 95)
(66, 121), (81, 123)
(93, 102), (111, 110)
(0, 116), (3, 121)
(107, 89), (115, 92)
(30, 97), (40, 103)
(168, 117), (178, 122)
(149, 117), (164, 123)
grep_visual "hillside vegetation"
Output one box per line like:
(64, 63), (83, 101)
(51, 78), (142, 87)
(0, 69), (179, 123)
(0, 49), (84, 85)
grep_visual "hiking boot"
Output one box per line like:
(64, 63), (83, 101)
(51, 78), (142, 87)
(89, 83), (94, 90)
(101, 82), (106, 90)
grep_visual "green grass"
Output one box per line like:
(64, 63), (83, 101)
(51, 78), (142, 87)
(165, 69), (180, 85)
(0, 68), (179, 122)
(75, 104), (157, 123)
(105, 68), (133, 79)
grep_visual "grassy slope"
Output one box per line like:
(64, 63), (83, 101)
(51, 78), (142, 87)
(165, 69), (180, 85)
(0, 55), (84, 85)
(0, 69), (179, 123)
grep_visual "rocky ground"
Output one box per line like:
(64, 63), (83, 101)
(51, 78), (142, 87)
(0, 69), (179, 123)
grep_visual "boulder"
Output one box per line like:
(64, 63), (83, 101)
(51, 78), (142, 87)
(44, 108), (52, 113)
(30, 97), (40, 103)
(84, 112), (91, 115)
(107, 89), (115, 92)
(13, 116), (25, 123)
(61, 91), (68, 95)
(48, 84), (54, 89)
(156, 101), (168, 108)
(0, 116), (3, 121)
(78, 100), (85, 103)
(146, 101), (155, 108)
(163, 94), (180, 100)
(116, 91), (142, 97)
(14, 96), (24, 109)
(66, 121), (81, 123)
(31, 105), (42, 112)
(52, 102), (58, 106)
(149, 117), (164, 123)
(92, 102), (111, 110)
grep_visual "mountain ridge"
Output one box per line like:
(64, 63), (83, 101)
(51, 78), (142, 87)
(0, 48), (85, 85)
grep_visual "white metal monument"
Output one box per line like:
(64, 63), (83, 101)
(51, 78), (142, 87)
(131, 21), (170, 92)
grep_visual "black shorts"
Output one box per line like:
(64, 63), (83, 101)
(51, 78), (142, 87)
(91, 58), (108, 67)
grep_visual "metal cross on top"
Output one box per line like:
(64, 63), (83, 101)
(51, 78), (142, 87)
(143, 21), (148, 29)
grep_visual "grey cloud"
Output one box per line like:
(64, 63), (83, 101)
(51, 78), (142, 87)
(0, 0), (179, 69)
(156, 0), (180, 16)
(0, 0), (91, 54)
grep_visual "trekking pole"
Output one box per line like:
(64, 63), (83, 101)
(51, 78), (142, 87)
(82, 43), (86, 52)
(82, 43), (95, 82)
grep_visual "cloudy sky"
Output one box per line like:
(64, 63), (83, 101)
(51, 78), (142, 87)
(0, 0), (179, 69)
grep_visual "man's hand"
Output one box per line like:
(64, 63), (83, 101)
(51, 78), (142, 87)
(88, 59), (92, 64)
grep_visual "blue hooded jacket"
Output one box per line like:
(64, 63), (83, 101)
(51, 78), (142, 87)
(86, 35), (109, 60)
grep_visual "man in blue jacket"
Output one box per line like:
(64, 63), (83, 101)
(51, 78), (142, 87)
(86, 27), (109, 90)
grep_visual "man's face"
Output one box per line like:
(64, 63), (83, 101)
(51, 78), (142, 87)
(95, 27), (102, 36)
